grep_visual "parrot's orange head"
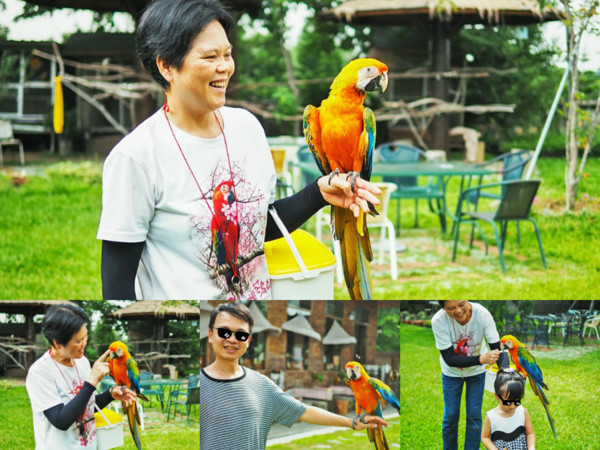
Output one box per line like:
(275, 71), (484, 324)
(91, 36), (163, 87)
(345, 361), (367, 381)
(500, 335), (521, 350)
(108, 341), (130, 360)
(330, 58), (389, 95)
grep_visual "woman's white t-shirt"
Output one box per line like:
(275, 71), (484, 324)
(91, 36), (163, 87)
(431, 302), (500, 377)
(97, 107), (277, 300)
(26, 352), (97, 450)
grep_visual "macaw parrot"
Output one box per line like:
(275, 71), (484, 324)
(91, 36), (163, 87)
(303, 58), (388, 300)
(500, 335), (556, 438)
(108, 341), (149, 450)
(211, 180), (239, 291)
(345, 361), (400, 450)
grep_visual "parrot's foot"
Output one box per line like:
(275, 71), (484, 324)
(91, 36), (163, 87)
(352, 412), (369, 429)
(345, 171), (361, 193)
(327, 168), (341, 185)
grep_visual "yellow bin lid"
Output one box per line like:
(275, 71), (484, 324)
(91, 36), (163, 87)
(95, 408), (124, 427)
(265, 230), (336, 276)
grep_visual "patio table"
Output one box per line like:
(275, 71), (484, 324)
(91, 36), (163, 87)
(100, 377), (185, 397)
(292, 161), (495, 228)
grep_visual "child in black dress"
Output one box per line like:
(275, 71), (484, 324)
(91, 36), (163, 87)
(481, 368), (536, 450)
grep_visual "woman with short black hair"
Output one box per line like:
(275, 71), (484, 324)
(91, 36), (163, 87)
(26, 303), (136, 449)
(98, 0), (381, 300)
(432, 300), (502, 450)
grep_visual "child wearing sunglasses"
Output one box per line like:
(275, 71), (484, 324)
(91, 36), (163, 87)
(481, 368), (536, 450)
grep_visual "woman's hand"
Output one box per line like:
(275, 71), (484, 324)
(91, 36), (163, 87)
(352, 414), (389, 431)
(110, 386), (137, 408)
(317, 173), (381, 217)
(87, 349), (111, 386)
(479, 350), (501, 365)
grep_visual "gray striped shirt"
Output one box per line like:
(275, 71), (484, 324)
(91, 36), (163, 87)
(200, 366), (307, 450)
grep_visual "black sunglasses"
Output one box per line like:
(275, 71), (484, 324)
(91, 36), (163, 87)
(500, 396), (521, 406)
(213, 327), (250, 342)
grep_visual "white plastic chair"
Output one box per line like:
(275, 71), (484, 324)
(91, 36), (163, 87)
(316, 182), (398, 282)
(583, 314), (600, 340)
(367, 182), (398, 280)
(0, 119), (25, 166)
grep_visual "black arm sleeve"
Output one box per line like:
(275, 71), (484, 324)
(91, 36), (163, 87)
(265, 179), (328, 241)
(101, 240), (145, 300)
(95, 388), (114, 410)
(42, 382), (96, 431)
(440, 341), (502, 368)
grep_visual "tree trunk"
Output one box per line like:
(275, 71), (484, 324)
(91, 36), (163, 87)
(565, 62), (579, 211)
(564, 3), (579, 212)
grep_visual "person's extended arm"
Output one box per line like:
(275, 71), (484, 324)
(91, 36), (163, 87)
(298, 405), (387, 431)
(101, 240), (145, 300)
(265, 180), (328, 241)
(265, 174), (381, 241)
(440, 342), (501, 368)
(481, 414), (498, 450)
(42, 382), (97, 431)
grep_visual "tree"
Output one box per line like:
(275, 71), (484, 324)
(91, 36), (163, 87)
(376, 308), (400, 353)
(454, 25), (562, 151)
(558, 0), (600, 211)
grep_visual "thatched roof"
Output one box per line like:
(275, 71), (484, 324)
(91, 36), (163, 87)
(0, 301), (77, 314)
(23, 0), (261, 20)
(321, 0), (564, 25)
(111, 301), (200, 319)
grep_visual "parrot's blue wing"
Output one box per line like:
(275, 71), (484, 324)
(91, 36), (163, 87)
(360, 108), (376, 182)
(517, 346), (546, 388)
(369, 377), (400, 415)
(125, 357), (142, 394)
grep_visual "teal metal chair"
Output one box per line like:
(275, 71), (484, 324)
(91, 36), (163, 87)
(460, 150), (533, 239)
(139, 371), (165, 411)
(166, 374), (199, 424)
(377, 142), (446, 235)
(452, 179), (547, 273)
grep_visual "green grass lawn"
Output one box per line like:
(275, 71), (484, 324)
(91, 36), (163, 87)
(0, 156), (598, 299)
(266, 416), (400, 449)
(0, 383), (198, 449)
(400, 324), (600, 449)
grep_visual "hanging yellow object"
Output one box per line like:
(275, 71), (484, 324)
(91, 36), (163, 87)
(53, 75), (64, 134)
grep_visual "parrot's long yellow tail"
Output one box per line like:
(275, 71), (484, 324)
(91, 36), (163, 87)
(336, 207), (373, 299)
(367, 424), (389, 450)
(125, 402), (142, 450)
(529, 377), (556, 438)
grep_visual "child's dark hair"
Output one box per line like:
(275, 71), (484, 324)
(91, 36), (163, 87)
(494, 368), (526, 400)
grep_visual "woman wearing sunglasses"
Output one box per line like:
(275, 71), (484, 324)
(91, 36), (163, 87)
(431, 300), (503, 450)
(481, 368), (536, 450)
(200, 303), (389, 449)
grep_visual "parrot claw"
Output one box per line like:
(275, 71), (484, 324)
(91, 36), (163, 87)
(352, 413), (369, 430)
(345, 171), (360, 193)
(327, 168), (341, 185)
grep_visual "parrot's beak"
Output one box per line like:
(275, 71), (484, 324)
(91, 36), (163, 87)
(365, 72), (388, 94)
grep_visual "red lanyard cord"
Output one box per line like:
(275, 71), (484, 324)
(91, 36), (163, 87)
(49, 349), (82, 396)
(162, 101), (240, 291)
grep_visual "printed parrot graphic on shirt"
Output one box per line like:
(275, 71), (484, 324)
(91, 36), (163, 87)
(211, 180), (240, 292)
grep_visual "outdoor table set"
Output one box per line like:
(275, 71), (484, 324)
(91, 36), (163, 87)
(506, 311), (600, 349)
(292, 160), (494, 232)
